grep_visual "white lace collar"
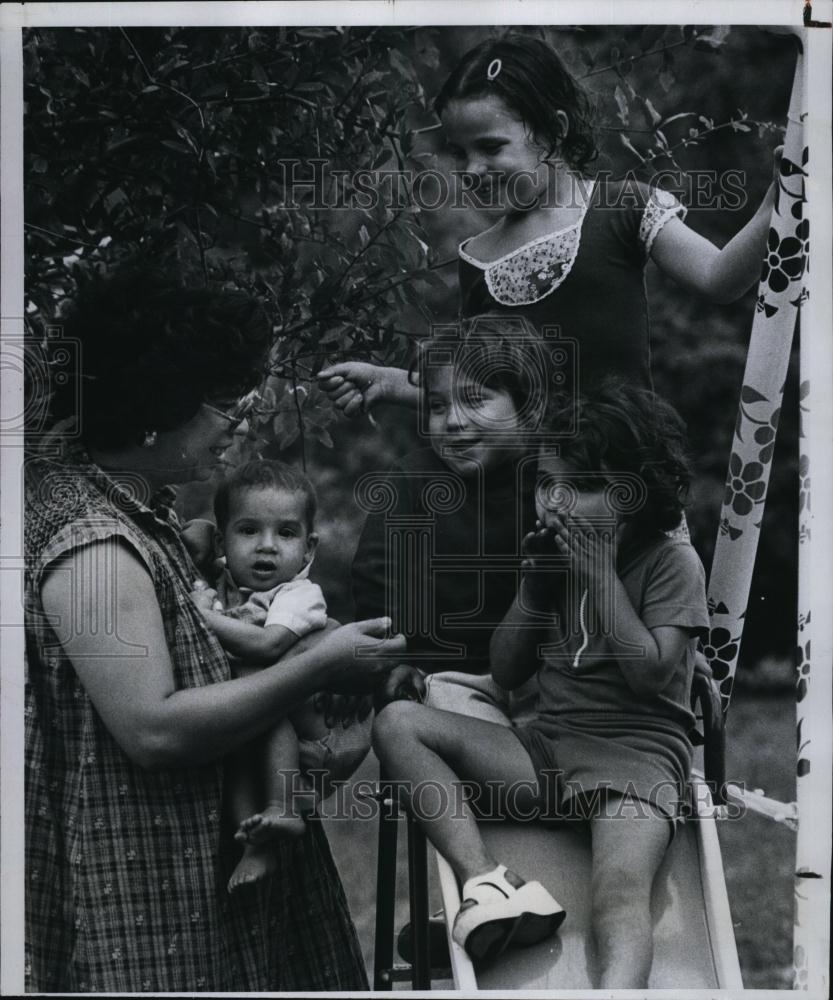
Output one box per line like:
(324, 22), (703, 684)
(459, 179), (597, 306)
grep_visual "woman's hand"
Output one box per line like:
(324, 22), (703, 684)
(316, 618), (407, 684)
(312, 691), (375, 727)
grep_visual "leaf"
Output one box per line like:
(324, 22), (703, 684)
(694, 26), (731, 51)
(251, 61), (268, 85)
(658, 68), (675, 94)
(619, 132), (642, 160)
(70, 66), (90, 87)
(160, 139), (191, 156)
(642, 97), (662, 127)
(659, 111), (696, 128)
(741, 385), (768, 405)
(388, 46), (415, 80)
(372, 148), (393, 170)
(309, 423), (334, 448)
(613, 84), (629, 126)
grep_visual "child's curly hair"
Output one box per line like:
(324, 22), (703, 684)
(214, 459), (318, 534)
(546, 378), (692, 536)
(434, 34), (598, 173)
(412, 314), (551, 434)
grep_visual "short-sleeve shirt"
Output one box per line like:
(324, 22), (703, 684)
(458, 178), (686, 395)
(24, 449), (367, 992)
(535, 534), (710, 733)
(215, 566), (327, 634)
(513, 534), (708, 818)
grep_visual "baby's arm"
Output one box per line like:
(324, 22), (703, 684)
(650, 149), (781, 304)
(198, 611), (302, 665)
(490, 523), (562, 690)
(317, 362), (419, 416)
(192, 579), (328, 666)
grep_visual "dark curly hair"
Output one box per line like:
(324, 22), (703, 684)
(214, 459), (317, 534)
(412, 314), (551, 433)
(49, 264), (271, 449)
(434, 35), (598, 173)
(545, 378), (691, 537)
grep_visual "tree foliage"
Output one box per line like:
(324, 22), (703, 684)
(25, 24), (787, 453)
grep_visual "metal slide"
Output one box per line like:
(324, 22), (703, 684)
(435, 777), (742, 990)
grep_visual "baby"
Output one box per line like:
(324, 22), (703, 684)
(186, 460), (371, 892)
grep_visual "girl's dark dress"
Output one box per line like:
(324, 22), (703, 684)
(458, 178), (686, 395)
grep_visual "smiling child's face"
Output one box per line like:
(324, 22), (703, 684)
(440, 95), (551, 212)
(427, 365), (526, 475)
(218, 485), (316, 592)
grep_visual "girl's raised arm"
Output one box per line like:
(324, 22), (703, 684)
(649, 150), (780, 304)
(490, 588), (549, 690)
(40, 538), (403, 770)
(317, 362), (420, 416)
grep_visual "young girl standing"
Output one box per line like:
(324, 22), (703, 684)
(372, 379), (710, 987)
(319, 34), (779, 409)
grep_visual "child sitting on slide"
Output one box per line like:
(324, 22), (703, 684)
(372, 380), (709, 987)
(186, 460), (372, 892)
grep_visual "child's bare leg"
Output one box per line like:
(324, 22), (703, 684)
(237, 718), (306, 843)
(373, 700), (539, 884)
(227, 721), (305, 894)
(589, 798), (670, 988)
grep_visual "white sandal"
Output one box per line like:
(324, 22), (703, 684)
(451, 864), (565, 962)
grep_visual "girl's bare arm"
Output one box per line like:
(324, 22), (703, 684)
(490, 585), (550, 690)
(651, 152), (781, 305)
(605, 579), (693, 697)
(491, 525), (565, 688)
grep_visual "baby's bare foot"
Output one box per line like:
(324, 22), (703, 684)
(235, 804), (306, 845)
(227, 844), (278, 894)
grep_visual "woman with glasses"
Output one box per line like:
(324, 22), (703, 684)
(24, 264), (404, 993)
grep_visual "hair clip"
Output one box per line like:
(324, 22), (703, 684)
(486, 58), (502, 82)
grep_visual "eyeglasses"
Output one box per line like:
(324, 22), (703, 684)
(203, 389), (261, 426)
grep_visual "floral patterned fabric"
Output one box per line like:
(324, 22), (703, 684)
(24, 450), (368, 992)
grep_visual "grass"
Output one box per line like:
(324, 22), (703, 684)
(322, 689), (798, 990)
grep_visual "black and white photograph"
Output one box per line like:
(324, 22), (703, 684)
(1, 1), (831, 995)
